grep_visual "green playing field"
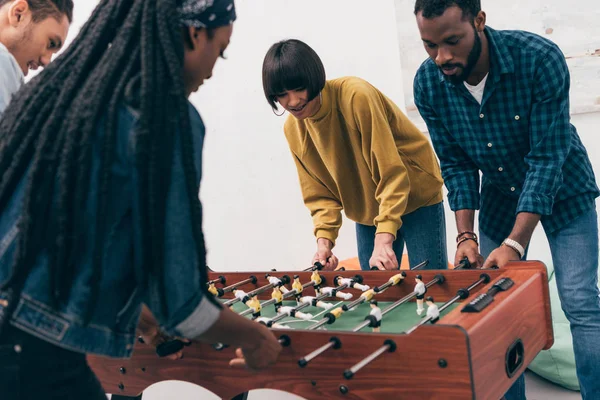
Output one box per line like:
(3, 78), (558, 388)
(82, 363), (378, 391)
(228, 299), (459, 333)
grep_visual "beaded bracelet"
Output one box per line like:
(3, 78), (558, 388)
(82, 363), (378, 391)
(457, 236), (478, 248)
(456, 231), (477, 243)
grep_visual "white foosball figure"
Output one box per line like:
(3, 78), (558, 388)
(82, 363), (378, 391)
(334, 276), (370, 292)
(266, 275), (289, 293)
(256, 317), (292, 329)
(425, 296), (440, 322)
(414, 275), (427, 315)
(277, 306), (313, 321)
(369, 300), (382, 332)
(233, 289), (249, 302)
(298, 296), (333, 310)
(318, 286), (353, 300)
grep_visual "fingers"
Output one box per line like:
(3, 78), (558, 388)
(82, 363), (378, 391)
(330, 255), (339, 269)
(229, 358), (247, 368)
(388, 249), (399, 269)
(166, 350), (184, 360)
(370, 252), (397, 270)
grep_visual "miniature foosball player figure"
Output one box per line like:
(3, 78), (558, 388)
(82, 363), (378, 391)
(298, 296), (333, 310)
(207, 282), (219, 296)
(425, 296), (439, 322)
(317, 286), (353, 300)
(311, 270), (323, 291)
(414, 275), (427, 315)
(271, 286), (284, 312)
(266, 274), (289, 293)
(334, 275), (370, 292)
(277, 306), (313, 321)
(233, 289), (250, 303)
(292, 275), (304, 300)
(244, 295), (261, 320)
(369, 300), (382, 332)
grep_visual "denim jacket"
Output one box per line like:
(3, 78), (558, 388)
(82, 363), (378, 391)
(0, 101), (221, 358)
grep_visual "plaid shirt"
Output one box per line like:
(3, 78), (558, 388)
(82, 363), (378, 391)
(414, 27), (599, 243)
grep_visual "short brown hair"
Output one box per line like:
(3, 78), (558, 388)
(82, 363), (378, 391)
(262, 39), (326, 111)
(0, 0), (74, 23)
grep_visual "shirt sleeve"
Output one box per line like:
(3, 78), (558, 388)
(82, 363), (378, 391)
(0, 54), (22, 115)
(516, 46), (572, 216)
(291, 153), (343, 245)
(413, 77), (481, 211)
(133, 105), (221, 339)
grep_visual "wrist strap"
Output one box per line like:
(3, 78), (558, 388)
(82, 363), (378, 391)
(502, 238), (525, 259)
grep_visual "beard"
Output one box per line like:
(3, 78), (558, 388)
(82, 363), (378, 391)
(6, 23), (34, 69)
(441, 25), (482, 85)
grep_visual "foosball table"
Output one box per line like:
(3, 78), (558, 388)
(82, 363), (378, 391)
(89, 260), (553, 400)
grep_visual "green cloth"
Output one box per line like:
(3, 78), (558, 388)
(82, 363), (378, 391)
(231, 299), (457, 333)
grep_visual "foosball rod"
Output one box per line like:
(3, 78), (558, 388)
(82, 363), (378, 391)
(303, 262), (325, 272)
(207, 275), (226, 286)
(405, 273), (491, 334)
(409, 259), (430, 270)
(239, 280), (316, 317)
(341, 272), (409, 311)
(351, 273), (446, 332)
(266, 283), (350, 327)
(219, 275), (258, 296)
(343, 339), (397, 380)
(223, 275), (290, 307)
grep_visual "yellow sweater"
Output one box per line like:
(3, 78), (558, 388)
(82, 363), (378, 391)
(284, 77), (443, 244)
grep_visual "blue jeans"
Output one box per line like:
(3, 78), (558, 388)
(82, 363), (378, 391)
(481, 207), (600, 400)
(0, 324), (107, 400)
(356, 202), (448, 271)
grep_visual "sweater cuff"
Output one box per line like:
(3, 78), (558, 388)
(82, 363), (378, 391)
(376, 221), (400, 238)
(315, 229), (338, 246)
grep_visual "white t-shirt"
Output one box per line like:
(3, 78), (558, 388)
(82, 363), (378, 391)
(0, 42), (24, 114)
(464, 73), (488, 104)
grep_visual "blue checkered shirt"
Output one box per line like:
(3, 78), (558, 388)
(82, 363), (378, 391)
(414, 27), (599, 244)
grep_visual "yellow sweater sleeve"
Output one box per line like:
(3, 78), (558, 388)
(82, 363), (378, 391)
(347, 87), (410, 236)
(291, 154), (343, 245)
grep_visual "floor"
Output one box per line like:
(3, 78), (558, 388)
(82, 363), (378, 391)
(524, 370), (581, 400)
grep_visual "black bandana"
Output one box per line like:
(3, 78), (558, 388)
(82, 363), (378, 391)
(178, 0), (236, 29)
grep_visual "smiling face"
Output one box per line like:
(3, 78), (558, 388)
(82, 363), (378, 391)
(0, 0), (70, 76)
(416, 5), (486, 84)
(274, 88), (321, 120)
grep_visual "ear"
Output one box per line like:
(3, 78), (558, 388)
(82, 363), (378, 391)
(474, 11), (486, 32)
(183, 26), (208, 51)
(8, 0), (31, 27)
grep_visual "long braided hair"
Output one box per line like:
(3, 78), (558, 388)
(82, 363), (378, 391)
(0, 0), (211, 324)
